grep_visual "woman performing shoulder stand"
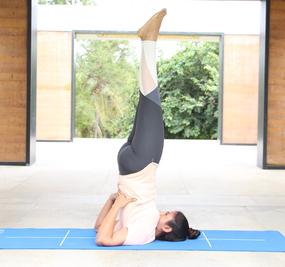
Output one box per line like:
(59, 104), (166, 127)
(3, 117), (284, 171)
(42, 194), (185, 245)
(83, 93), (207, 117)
(95, 8), (200, 246)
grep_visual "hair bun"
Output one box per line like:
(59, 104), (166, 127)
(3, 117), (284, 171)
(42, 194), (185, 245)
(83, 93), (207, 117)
(188, 228), (201, 239)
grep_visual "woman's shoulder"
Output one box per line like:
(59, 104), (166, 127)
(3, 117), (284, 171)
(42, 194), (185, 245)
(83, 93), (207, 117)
(137, 202), (160, 222)
(123, 206), (159, 245)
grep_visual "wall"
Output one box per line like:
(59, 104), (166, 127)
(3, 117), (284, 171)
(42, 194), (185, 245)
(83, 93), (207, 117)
(266, 0), (285, 166)
(222, 35), (260, 144)
(36, 31), (72, 141)
(0, 0), (32, 163)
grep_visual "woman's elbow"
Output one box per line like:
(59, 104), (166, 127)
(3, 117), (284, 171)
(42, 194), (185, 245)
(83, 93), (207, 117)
(95, 237), (111, 246)
(96, 238), (103, 246)
(95, 233), (108, 246)
(95, 232), (104, 246)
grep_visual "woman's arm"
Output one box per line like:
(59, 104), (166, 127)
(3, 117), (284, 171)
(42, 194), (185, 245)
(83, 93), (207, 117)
(95, 193), (117, 231)
(96, 191), (136, 246)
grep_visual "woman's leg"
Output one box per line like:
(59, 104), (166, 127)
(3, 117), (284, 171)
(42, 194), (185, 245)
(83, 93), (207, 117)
(117, 10), (166, 175)
(117, 9), (166, 175)
(118, 37), (162, 151)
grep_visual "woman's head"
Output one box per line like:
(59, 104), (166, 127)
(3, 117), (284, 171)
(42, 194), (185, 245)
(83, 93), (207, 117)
(155, 211), (200, 241)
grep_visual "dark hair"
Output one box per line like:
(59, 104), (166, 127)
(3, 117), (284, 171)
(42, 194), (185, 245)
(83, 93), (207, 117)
(156, 211), (201, 242)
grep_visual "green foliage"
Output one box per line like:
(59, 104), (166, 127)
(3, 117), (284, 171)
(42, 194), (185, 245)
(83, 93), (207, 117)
(158, 41), (219, 139)
(76, 40), (138, 138)
(75, 40), (219, 139)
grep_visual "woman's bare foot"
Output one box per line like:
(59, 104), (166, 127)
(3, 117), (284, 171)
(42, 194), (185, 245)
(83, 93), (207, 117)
(137, 8), (167, 41)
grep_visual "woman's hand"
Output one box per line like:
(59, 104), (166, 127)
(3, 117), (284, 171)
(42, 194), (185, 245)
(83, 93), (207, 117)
(109, 193), (118, 203)
(114, 191), (137, 208)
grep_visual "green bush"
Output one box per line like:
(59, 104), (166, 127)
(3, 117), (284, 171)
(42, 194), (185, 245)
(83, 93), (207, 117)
(159, 41), (219, 139)
(75, 40), (219, 139)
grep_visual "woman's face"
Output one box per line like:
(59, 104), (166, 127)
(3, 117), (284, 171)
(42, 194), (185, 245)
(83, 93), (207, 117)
(157, 211), (177, 229)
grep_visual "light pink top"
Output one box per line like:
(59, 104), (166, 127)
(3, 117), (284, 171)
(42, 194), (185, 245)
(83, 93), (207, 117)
(115, 162), (160, 245)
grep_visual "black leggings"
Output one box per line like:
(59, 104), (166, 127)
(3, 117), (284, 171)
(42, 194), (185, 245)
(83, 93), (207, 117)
(117, 88), (164, 175)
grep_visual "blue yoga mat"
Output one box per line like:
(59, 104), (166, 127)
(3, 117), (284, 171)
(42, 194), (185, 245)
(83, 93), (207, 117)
(0, 228), (285, 252)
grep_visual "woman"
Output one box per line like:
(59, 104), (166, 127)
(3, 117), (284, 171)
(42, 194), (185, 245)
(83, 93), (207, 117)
(95, 8), (200, 246)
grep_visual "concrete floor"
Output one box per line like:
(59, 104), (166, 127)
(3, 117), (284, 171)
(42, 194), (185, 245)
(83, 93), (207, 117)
(0, 138), (284, 267)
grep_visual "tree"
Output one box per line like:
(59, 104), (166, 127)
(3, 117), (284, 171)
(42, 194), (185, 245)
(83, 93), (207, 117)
(76, 39), (219, 139)
(158, 41), (219, 139)
(76, 39), (138, 138)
